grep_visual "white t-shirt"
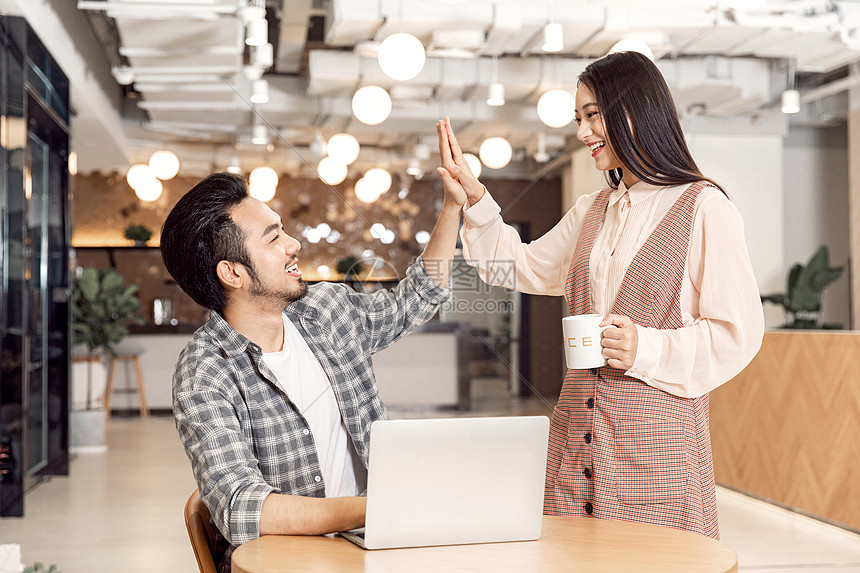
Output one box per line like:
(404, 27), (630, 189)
(261, 315), (364, 498)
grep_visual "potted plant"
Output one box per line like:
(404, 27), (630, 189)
(70, 267), (144, 451)
(761, 245), (844, 329)
(336, 255), (365, 283)
(124, 223), (153, 246)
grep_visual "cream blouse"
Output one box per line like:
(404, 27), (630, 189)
(460, 180), (765, 399)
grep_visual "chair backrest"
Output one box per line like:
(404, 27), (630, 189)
(184, 489), (219, 573)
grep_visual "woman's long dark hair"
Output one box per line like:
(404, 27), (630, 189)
(579, 51), (726, 196)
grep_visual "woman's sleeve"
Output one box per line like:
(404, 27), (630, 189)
(626, 193), (765, 398)
(459, 189), (590, 296)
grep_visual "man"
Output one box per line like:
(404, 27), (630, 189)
(162, 157), (463, 572)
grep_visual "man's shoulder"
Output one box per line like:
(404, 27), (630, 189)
(174, 325), (233, 388)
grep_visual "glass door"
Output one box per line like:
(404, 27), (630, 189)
(25, 130), (48, 475)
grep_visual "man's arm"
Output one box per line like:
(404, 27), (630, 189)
(259, 494), (366, 535)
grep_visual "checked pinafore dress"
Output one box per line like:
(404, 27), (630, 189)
(544, 180), (720, 539)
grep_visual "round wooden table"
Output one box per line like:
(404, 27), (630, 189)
(231, 516), (738, 572)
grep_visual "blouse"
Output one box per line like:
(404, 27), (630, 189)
(460, 180), (764, 399)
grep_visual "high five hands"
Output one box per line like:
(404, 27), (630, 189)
(436, 117), (485, 207)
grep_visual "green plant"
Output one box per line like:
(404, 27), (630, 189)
(336, 255), (364, 281)
(71, 267), (144, 407)
(761, 245), (844, 329)
(24, 564), (60, 573)
(124, 223), (153, 244)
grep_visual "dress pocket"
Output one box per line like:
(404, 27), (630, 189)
(545, 406), (570, 486)
(615, 419), (688, 505)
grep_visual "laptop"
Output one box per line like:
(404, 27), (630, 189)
(340, 415), (549, 550)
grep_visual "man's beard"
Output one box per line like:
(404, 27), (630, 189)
(249, 275), (308, 307)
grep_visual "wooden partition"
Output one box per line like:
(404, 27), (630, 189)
(710, 331), (860, 531)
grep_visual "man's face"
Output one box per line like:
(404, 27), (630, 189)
(229, 197), (307, 306)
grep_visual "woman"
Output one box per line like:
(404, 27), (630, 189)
(435, 51), (764, 539)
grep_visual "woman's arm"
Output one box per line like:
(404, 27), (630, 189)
(621, 193), (765, 398)
(438, 117), (595, 295)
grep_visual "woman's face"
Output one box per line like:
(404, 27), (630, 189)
(574, 83), (624, 174)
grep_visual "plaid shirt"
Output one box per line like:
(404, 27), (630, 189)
(173, 258), (449, 570)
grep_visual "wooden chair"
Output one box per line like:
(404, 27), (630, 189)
(184, 489), (218, 573)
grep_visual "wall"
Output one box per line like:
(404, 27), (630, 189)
(783, 125), (851, 328)
(686, 131), (786, 328)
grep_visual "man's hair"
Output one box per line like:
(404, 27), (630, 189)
(160, 172), (256, 314)
(578, 51), (724, 195)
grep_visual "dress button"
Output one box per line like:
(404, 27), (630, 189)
(590, 368), (598, 376)
(314, 475), (321, 483)
(584, 432), (592, 444)
(584, 502), (593, 514)
(583, 468), (592, 479)
(303, 429), (310, 436)
(586, 398), (594, 409)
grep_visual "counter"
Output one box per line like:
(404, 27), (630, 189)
(107, 323), (470, 412)
(709, 330), (860, 531)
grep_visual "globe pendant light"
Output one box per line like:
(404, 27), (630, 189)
(318, 156), (348, 185)
(463, 153), (482, 178)
(537, 89), (575, 128)
(608, 39), (655, 62)
(134, 178), (163, 202)
(378, 32), (426, 81)
(327, 133), (361, 165)
(352, 86), (392, 125)
(148, 150), (180, 180)
(363, 167), (392, 194)
(249, 165), (278, 202)
(478, 137), (513, 170)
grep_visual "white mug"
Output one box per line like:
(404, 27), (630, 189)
(562, 314), (609, 369)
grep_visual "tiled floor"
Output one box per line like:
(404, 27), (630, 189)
(2, 378), (859, 572)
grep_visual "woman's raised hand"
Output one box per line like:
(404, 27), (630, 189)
(437, 117), (485, 206)
(436, 120), (468, 207)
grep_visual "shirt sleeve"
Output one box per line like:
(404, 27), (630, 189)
(345, 256), (451, 354)
(626, 193), (765, 398)
(173, 353), (276, 546)
(460, 189), (594, 296)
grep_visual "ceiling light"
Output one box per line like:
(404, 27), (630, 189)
(413, 142), (430, 160)
(533, 133), (550, 163)
(316, 265), (331, 278)
(250, 79), (268, 104)
(537, 89), (575, 128)
(608, 39), (655, 62)
(251, 43), (274, 69)
(542, 22), (563, 53)
(407, 158), (422, 177)
(227, 156), (242, 174)
(352, 86), (392, 126)
(726, 0), (768, 10)
(68, 151), (77, 176)
(327, 133), (360, 165)
(112, 65), (134, 86)
(309, 130), (327, 158)
(463, 153), (482, 178)
(487, 82), (505, 107)
(316, 223), (332, 237)
(318, 156), (348, 185)
(252, 124), (268, 145)
(249, 165), (278, 202)
(479, 137), (513, 170)
(148, 150), (180, 180)
(415, 230), (431, 244)
(245, 17), (267, 47)
(355, 177), (381, 203)
(134, 177), (163, 203)
(126, 163), (156, 191)
(364, 167), (392, 194)
(378, 32), (426, 81)
(781, 89), (800, 114)
(306, 228), (322, 244)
